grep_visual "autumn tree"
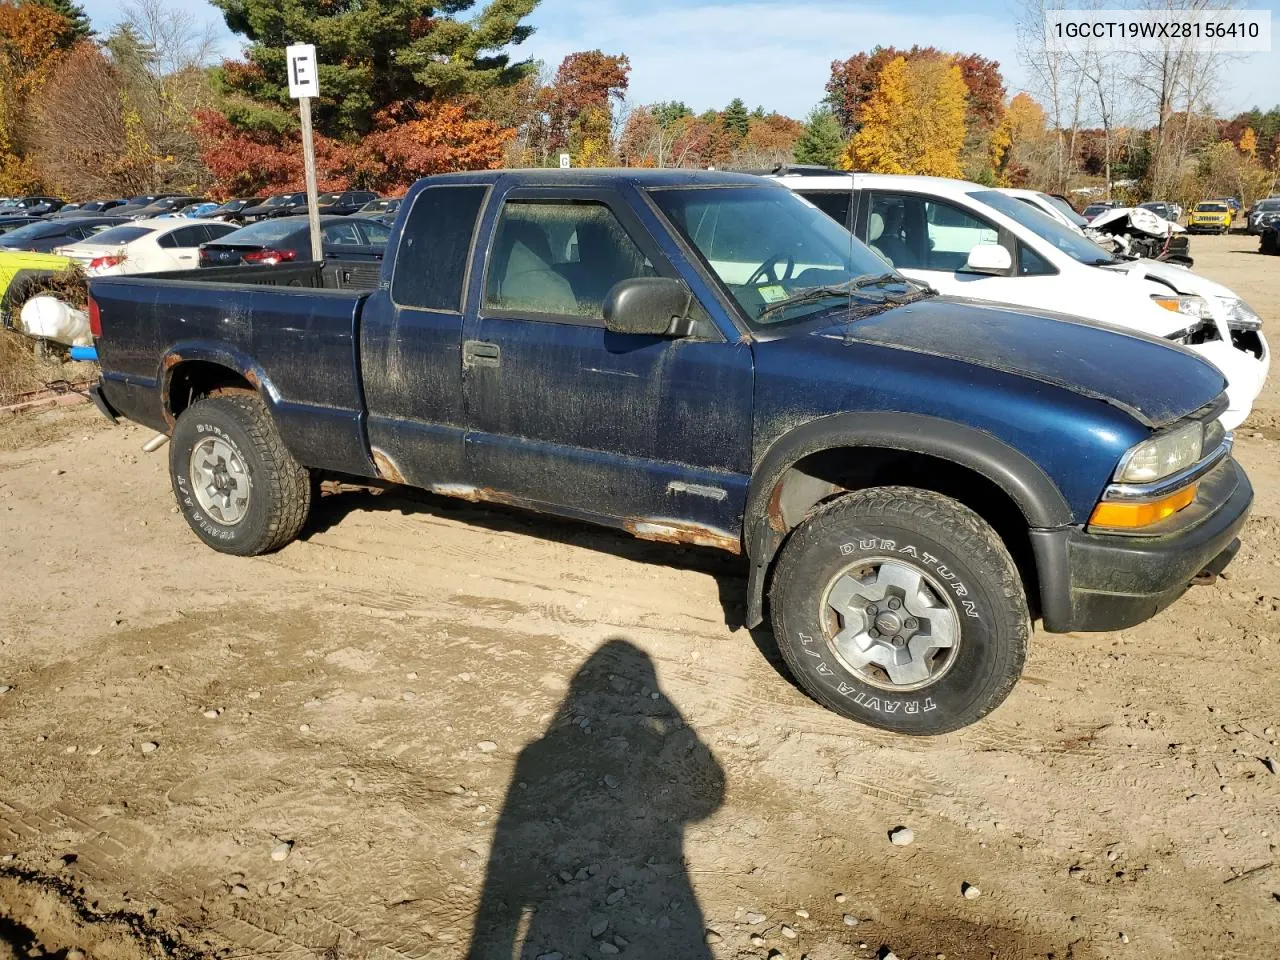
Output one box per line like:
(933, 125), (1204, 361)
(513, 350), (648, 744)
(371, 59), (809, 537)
(31, 0), (89, 46)
(846, 55), (968, 177)
(367, 103), (513, 188)
(735, 112), (804, 168)
(0, 0), (73, 192)
(531, 50), (630, 164)
(794, 106), (844, 167)
(1239, 126), (1258, 158)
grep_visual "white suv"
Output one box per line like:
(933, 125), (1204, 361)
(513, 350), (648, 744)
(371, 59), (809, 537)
(769, 170), (1268, 430)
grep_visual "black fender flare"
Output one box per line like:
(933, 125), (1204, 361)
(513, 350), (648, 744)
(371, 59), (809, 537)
(741, 411), (1073, 627)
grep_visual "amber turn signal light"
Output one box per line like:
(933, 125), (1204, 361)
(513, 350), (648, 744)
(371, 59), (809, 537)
(1090, 484), (1197, 529)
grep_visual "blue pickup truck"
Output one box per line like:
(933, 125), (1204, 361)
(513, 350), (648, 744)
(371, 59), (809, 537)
(88, 170), (1252, 735)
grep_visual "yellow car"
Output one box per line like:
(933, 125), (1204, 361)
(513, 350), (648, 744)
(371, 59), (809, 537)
(0, 249), (75, 328)
(1188, 201), (1232, 234)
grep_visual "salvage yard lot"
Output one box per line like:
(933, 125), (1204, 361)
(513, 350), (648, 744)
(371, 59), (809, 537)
(1, 234), (1278, 959)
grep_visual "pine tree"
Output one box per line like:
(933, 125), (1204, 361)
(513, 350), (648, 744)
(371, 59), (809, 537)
(721, 98), (750, 139)
(31, 0), (92, 46)
(794, 106), (844, 167)
(210, 0), (541, 138)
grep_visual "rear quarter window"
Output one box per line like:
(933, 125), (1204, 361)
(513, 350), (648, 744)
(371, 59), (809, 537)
(392, 185), (487, 312)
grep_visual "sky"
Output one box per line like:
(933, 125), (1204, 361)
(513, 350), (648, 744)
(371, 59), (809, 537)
(80, 0), (1280, 120)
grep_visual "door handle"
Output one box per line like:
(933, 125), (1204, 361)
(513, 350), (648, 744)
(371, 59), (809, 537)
(463, 340), (501, 369)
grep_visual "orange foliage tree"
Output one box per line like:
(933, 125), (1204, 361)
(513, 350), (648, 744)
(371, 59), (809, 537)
(845, 55), (968, 177)
(366, 102), (514, 190)
(0, 0), (74, 191)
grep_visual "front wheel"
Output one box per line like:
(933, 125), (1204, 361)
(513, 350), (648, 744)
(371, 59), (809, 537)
(770, 487), (1029, 735)
(170, 394), (311, 556)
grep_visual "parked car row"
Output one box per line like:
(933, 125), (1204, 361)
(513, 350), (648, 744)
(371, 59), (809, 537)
(13, 191), (404, 227)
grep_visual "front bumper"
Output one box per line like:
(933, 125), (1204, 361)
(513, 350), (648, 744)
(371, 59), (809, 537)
(1033, 456), (1252, 632)
(1187, 220), (1229, 232)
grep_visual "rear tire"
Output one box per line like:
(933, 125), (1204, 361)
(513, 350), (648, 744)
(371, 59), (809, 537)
(169, 394), (311, 556)
(769, 487), (1029, 735)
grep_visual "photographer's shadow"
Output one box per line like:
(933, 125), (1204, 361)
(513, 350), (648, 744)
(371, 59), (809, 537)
(467, 639), (725, 960)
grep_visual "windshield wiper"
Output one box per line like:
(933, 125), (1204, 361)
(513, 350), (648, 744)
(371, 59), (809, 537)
(757, 273), (934, 322)
(756, 283), (859, 321)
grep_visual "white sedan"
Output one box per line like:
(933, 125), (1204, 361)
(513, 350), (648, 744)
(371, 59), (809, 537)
(55, 218), (240, 276)
(771, 171), (1269, 430)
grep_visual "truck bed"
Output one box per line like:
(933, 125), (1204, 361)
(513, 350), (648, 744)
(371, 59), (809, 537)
(90, 261), (378, 477)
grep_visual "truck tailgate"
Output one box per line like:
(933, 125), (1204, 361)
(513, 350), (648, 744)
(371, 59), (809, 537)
(92, 275), (374, 476)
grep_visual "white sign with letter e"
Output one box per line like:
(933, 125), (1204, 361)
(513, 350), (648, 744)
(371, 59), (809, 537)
(286, 44), (319, 99)
(559, 153), (570, 169)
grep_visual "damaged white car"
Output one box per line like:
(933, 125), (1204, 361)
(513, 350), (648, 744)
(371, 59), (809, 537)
(771, 171), (1268, 429)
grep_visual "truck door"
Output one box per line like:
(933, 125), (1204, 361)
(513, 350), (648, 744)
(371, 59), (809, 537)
(360, 183), (489, 486)
(459, 187), (755, 542)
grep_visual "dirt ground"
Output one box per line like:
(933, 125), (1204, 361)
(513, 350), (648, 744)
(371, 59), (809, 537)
(1, 233), (1278, 960)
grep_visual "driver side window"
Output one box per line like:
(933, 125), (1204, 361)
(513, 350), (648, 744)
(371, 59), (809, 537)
(867, 193), (1004, 272)
(483, 200), (657, 322)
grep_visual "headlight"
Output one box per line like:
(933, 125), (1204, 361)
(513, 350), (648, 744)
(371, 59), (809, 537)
(1221, 297), (1262, 331)
(1116, 419), (1203, 483)
(1152, 293), (1212, 319)
(1115, 421), (1203, 483)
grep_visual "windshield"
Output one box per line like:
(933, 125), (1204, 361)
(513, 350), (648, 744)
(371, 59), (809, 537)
(650, 185), (921, 328)
(262, 195), (290, 207)
(318, 193), (341, 204)
(215, 219), (300, 244)
(83, 225), (153, 245)
(1196, 203), (1227, 212)
(1255, 200), (1280, 211)
(1039, 193), (1088, 226)
(971, 189), (1117, 266)
(0, 221), (64, 244)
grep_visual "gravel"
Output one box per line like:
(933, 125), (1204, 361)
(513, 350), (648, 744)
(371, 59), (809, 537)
(477, 740), (498, 753)
(270, 841), (293, 862)
(889, 826), (914, 846)
(745, 911), (766, 924)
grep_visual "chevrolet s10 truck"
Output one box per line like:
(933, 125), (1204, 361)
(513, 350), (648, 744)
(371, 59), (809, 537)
(88, 170), (1252, 735)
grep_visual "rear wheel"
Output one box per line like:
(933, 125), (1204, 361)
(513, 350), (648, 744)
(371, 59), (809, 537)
(169, 394), (311, 555)
(770, 487), (1029, 735)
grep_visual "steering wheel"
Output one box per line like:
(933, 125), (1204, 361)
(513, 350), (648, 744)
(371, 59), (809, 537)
(746, 253), (796, 286)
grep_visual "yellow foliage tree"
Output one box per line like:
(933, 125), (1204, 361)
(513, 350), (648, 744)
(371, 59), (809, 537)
(843, 55), (968, 177)
(1239, 126), (1257, 157)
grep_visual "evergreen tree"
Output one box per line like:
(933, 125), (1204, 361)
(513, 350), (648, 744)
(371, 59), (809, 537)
(721, 98), (750, 138)
(652, 100), (692, 129)
(31, 0), (92, 46)
(794, 106), (844, 167)
(209, 0), (541, 138)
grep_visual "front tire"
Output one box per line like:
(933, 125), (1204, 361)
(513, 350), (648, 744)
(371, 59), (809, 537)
(770, 487), (1029, 735)
(170, 394), (311, 556)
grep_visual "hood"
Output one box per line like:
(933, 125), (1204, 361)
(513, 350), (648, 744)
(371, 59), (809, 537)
(1100, 258), (1239, 300)
(0, 249), (72, 271)
(811, 297), (1225, 428)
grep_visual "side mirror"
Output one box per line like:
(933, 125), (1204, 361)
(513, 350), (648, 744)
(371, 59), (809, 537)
(962, 243), (1012, 275)
(603, 277), (695, 337)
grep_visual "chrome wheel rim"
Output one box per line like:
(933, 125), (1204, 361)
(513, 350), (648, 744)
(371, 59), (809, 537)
(820, 556), (961, 691)
(189, 437), (250, 525)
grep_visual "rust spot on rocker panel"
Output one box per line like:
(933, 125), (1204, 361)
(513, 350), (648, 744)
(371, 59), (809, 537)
(624, 518), (742, 554)
(370, 448), (407, 485)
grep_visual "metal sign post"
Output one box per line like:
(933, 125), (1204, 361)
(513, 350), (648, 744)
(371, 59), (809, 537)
(286, 43), (323, 262)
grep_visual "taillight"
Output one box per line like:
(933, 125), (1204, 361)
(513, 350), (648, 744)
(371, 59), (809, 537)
(88, 296), (101, 337)
(242, 248), (297, 265)
(89, 254), (125, 271)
